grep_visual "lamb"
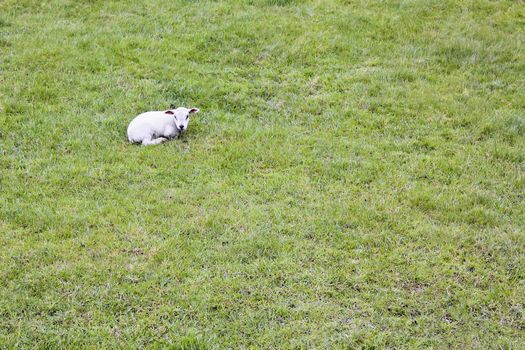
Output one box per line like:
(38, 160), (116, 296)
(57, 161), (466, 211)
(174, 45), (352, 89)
(127, 107), (199, 145)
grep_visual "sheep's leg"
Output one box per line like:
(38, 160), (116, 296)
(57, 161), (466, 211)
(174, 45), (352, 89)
(142, 136), (167, 146)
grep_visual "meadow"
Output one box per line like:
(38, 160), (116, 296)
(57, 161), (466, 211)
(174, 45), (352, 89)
(0, 0), (524, 348)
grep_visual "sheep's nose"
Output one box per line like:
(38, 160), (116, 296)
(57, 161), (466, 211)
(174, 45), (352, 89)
(179, 125), (184, 130)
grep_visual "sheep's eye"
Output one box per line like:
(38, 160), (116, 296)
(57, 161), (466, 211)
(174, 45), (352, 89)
(186, 115), (189, 120)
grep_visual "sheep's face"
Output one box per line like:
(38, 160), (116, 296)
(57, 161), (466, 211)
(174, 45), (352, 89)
(166, 107), (199, 133)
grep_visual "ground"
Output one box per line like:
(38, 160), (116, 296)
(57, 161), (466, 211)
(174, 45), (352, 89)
(0, 0), (524, 348)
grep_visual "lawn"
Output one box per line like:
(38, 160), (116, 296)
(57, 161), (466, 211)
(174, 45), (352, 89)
(0, 0), (524, 348)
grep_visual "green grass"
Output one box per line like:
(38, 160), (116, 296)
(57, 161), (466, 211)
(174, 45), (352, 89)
(0, 0), (524, 348)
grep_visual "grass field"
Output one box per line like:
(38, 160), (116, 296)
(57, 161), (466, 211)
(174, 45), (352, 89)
(1, 0), (524, 348)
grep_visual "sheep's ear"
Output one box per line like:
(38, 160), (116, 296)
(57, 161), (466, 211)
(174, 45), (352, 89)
(188, 108), (199, 114)
(165, 110), (174, 115)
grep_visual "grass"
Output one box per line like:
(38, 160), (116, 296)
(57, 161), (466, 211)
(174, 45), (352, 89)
(0, 0), (524, 348)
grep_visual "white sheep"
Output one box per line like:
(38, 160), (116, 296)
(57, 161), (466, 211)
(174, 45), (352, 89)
(127, 107), (199, 145)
